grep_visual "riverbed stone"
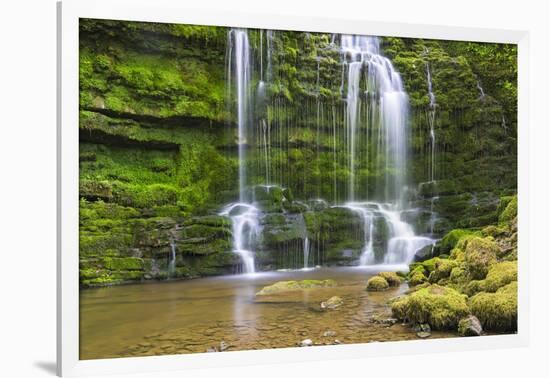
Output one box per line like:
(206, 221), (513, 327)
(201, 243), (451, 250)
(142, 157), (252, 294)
(458, 315), (483, 336)
(256, 279), (337, 296)
(320, 296), (343, 309)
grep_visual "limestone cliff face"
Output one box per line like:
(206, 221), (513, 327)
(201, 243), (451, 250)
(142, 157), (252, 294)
(78, 19), (517, 286)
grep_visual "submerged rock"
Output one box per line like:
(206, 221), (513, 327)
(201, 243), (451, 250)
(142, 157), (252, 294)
(320, 296), (343, 310)
(458, 315), (483, 336)
(219, 341), (229, 351)
(323, 330), (337, 337)
(366, 276), (389, 291)
(416, 331), (431, 339)
(256, 279), (337, 296)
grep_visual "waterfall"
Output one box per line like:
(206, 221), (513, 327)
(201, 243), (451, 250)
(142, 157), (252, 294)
(224, 29), (259, 273)
(340, 35), (409, 203)
(220, 31), (437, 272)
(342, 202), (435, 265)
(168, 240), (176, 276)
(477, 80), (486, 101)
(303, 237), (310, 269)
(425, 52), (437, 183)
(220, 203), (260, 274)
(228, 29), (251, 202)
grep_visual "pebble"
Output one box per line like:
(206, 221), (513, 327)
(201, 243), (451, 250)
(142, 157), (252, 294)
(299, 339), (313, 347)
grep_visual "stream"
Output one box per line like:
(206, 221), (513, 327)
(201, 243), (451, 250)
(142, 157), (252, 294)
(80, 266), (455, 359)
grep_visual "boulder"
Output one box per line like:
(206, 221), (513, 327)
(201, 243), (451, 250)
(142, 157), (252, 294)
(256, 279), (337, 296)
(377, 272), (402, 287)
(320, 296), (343, 310)
(391, 285), (469, 330)
(458, 315), (483, 336)
(469, 281), (517, 332)
(414, 244), (435, 262)
(366, 276), (390, 291)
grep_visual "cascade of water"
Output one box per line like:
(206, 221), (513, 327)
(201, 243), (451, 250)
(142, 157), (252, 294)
(225, 29), (259, 273)
(228, 29), (251, 202)
(220, 203), (260, 274)
(168, 240), (176, 276)
(425, 52), (437, 183)
(340, 35), (409, 203)
(303, 237), (310, 269)
(341, 202), (435, 265)
(477, 80), (486, 101)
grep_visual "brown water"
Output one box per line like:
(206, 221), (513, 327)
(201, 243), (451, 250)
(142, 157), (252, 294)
(80, 267), (456, 360)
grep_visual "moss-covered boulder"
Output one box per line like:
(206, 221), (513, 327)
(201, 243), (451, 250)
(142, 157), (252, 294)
(438, 229), (477, 254)
(469, 281), (517, 332)
(255, 279), (336, 296)
(428, 259), (458, 283)
(391, 285), (469, 330)
(465, 261), (518, 296)
(377, 272), (402, 287)
(366, 276), (390, 291)
(499, 195), (518, 224)
(409, 270), (428, 286)
(463, 237), (500, 279)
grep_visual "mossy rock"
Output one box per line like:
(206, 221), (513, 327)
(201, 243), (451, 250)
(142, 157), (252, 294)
(256, 279), (336, 296)
(366, 276), (390, 291)
(498, 195), (517, 224)
(466, 261), (518, 295)
(391, 285), (469, 330)
(469, 281), (517, 332)
(377, 272), (402, 287)
(449, 265), (469, 285)
(428, 259), (458, 283)
(409, 270), (428, 286)
(481, 225), (508, 238)
(438, 229), (477, 254)
(463, 237), (500, 279)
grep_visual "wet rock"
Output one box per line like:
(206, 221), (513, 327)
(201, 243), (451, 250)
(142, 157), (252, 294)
(366, 276), (389, 291)
(323, 330), (337, 337)
(416, 331), (431, 339)
(414, 244), (435, 262)
(333, 339), (342, 344)
(219, 341), (230, 351)
(299, 339), (313, 347)
(458, 315), (483, 336)
(206, 346), (218, 353)
(412, 323), (431, 333)
(321, 296), (343, 310)
(256, 280), (337, 296)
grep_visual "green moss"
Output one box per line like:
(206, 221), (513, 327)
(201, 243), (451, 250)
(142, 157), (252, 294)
(409, 270), (428, 286)
(467, 261), (518, 295)
(463, 237), (500, 279)
(103, 257), (144, 271)
(428, 259), (458, 283)
(469, 281), (517, 331)
(438, 229), (477, 254)
(377, 272), (402, 287)
(499, 195), (518, 224)
(391, 285), (469, 330)
(366, 276), (390, 291)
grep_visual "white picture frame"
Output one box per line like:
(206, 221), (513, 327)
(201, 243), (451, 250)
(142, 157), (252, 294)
(57, 0), (530, 376)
